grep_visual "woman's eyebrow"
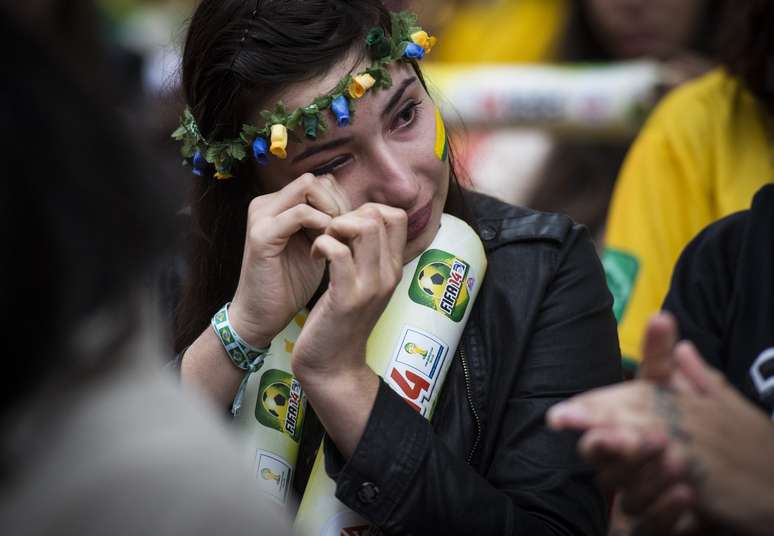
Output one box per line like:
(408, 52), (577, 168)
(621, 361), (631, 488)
(292, 135), (354, 164)
(381, 77), (416, 118)
(291, 77), (416, 165)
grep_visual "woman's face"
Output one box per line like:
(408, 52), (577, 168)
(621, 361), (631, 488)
(586, 0), (705, 60)
(255, 54), (450, 262)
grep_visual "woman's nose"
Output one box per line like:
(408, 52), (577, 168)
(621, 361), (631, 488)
(365, 142), (420, 210)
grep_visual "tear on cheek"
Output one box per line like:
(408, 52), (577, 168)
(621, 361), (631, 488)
(434, 106), (449, 162)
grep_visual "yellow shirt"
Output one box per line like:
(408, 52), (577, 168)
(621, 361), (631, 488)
(432, 0), (567, 64)
(603, 69), (772, 370)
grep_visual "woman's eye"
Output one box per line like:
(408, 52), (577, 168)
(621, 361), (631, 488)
(309, 156), (349, 176)
(394, 100), (421, 129)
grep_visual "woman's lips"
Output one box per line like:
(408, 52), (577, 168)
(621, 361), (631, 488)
(406, 201), (432, 241)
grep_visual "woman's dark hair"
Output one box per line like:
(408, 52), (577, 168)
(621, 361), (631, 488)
(559, 0), (726, 61)
(175, 0), (469, 352)
(2, 4), (176, 413)
(719, 0), (774, 114)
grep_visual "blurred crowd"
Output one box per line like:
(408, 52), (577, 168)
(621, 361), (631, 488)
(4, 0), (774, 535)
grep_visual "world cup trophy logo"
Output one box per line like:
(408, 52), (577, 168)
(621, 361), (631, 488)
(409, 249), (471, 322)
(404, 342), (429, 358)
(261, 467), (282, 485)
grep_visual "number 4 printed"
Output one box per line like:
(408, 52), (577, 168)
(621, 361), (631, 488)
(390, 368), (430, 413)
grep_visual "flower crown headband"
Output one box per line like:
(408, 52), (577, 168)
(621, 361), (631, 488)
(172, 11), (437, 180)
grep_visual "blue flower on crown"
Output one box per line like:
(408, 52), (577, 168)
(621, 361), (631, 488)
(192, 150), (207, 176)
(331, 95), (351, 127)
(252, 137), (269, 166)
(403, 43), (425, 59)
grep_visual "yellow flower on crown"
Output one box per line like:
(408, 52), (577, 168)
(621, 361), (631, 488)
(410, 30), (437, 53)
(348, 73), (376, 99)
(270, 124), (288, 159)
(214, 162), (233, 180)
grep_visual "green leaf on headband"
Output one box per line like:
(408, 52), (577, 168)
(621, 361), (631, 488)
(366, 27), (392, 60)
(265, 102), (289, 126)
(367, 66), (392, 90)
(287, 109), (303, 130)
(303, 114), (319, 140)
(394, 11), (418, 32)
(205, 145), (222, 163)
(333, 76), (351, 98)
(314, 95), (332, 111)
(171, 125), (187, 140)
(227, 142), (247, 160)
(242, 124), (260, 136)
(181, 139), (196, 159)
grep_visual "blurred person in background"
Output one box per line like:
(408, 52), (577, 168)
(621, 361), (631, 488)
(406, 0), (571, 207)
(529, 0), (723, 240)
(560, 0), (718, 77)
(423, 0), (569, 64)
(0, 2), (287, 534)
(603, 0), (774, 375)
(412, 0), (722, 243)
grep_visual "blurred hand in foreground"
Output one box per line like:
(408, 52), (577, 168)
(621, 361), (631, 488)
(548, 312), (774, 535)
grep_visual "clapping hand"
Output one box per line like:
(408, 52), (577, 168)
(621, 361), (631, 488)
(548, 313), (774, 535)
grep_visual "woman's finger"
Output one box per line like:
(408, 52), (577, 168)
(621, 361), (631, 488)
(310, 234), (356, 294)
(258, 204), (333, 246)
(252, 173), (344, 219)
(317, 173), (351, 217)
(325, 213), (383, 288)
(366, 203), (407, 266)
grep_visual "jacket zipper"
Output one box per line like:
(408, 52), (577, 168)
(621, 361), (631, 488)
(458, 343), (482, 464)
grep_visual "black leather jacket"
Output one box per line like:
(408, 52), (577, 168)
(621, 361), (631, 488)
(312, 192), (622, 535)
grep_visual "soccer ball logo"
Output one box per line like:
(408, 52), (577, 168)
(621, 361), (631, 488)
(409, 249), (472, 322)
(417, 262), (450, 300)
(261, 382), (289, 420)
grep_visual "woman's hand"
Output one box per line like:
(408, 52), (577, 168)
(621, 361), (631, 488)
(229, 173), (350, 348)
(292, 202), (407, 457)
(182, 173), (350, 408)
(293, 202), (407, 379)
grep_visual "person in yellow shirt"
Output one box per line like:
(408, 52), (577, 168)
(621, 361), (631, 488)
(532, 0), (722, 241)
(428, 0), (569, 64)
(603, 1), (774, 372)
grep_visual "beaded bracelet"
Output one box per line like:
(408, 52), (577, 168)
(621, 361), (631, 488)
(211, 302), (270, 415)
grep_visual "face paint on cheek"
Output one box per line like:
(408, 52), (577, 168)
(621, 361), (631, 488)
(433, 106), (449, 162)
